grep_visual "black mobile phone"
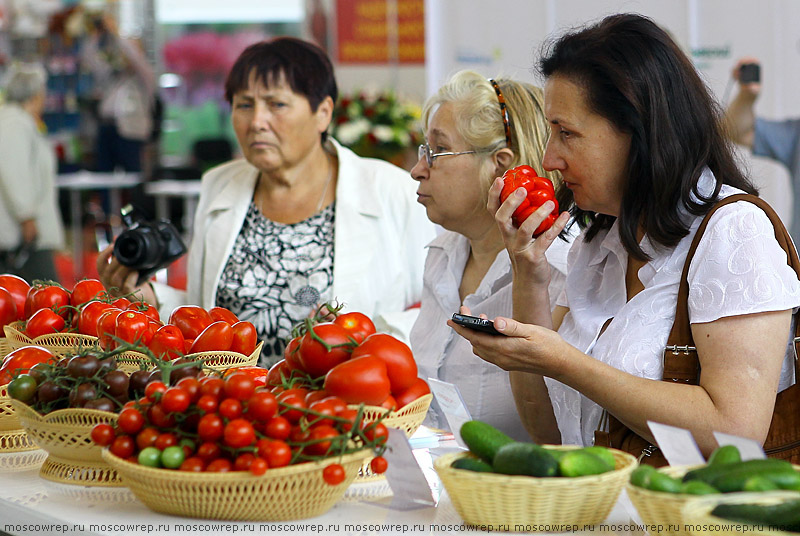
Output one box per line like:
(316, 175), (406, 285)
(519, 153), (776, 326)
(739, 63), (760, 83)
(451, 313), (501, 335)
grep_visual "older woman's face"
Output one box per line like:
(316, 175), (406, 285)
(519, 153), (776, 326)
(231, 71), (331, 175)
(542, 75), (630, 217)
(410, 102), (493, 234)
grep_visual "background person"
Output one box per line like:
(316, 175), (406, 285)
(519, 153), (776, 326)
(725, 56), (800, 244)
(0, 62), (65, 282)
(452, 14), (800, 457)
(97, 37), (435, 366)
(409, 70), (573, 440)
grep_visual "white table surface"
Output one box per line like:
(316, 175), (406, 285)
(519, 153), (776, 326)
(0, 434), (646, 536)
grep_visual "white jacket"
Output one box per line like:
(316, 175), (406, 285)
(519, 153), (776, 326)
(153, 140), (435, 341)
(0, 104), (65, 250)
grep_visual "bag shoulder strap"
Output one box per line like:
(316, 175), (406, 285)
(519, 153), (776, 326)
(663, 193), (800, 384)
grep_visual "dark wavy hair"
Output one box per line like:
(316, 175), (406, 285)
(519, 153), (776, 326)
(224, 37), (338, 142)
(538, 13), (756, 260)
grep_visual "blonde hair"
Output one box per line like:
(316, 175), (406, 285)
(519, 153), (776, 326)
(421, 70), (561, 191)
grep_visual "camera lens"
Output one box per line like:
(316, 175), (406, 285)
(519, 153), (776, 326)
(113, 227), (163, 270)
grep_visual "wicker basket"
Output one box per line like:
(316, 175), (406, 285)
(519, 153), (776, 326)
(114, 341), (263, 374)
(681, 491), (800, 536)
(627, 464), (702, 536)
(0, 336), (11, 358)
(435, 446), (637, 531)
(354, 393), (432, 481)
(102, 447), (371, 521)
(4, 321), (99, 357)
(0, 384), (39, 452)
(10, 399), (122, 486)
(0, 449), (47, 472)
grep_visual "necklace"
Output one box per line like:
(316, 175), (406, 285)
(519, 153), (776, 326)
(315, 153), (335, 213)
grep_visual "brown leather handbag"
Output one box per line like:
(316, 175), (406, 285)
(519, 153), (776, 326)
(594, 194), (800, 466)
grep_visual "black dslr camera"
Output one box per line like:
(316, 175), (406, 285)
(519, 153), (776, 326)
(113, 204), (187, 285)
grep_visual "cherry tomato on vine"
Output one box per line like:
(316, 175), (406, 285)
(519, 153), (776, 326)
(117, 407), (145, 435)
(218, 398), (243, 420)
(224, 372), (256, 401)
(249, 457), (268, 476)
(246, 390), (278, 421)
(264, 415), (291, 440)
(161, 387), (191, 413)
(197, 413), (224, 442)
(322, 463), (346, 485)
(224, 418), (256, 448)
(110, 435), (136, 459)
(90, 423), (116, 446)
(370, 456), (388, 474)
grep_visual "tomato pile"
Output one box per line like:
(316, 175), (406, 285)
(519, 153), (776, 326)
(268, 308), (430, 410)
(4, 344), (205, 414)
(91, 370), (390, 483)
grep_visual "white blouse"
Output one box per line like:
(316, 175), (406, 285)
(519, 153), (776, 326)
(411, 230), (572, 441)
(547, 171), (800, 446)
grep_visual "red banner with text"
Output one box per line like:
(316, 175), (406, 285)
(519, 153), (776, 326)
(336, 0), (424, 64)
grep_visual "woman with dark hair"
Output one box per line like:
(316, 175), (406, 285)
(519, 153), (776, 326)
(451, 14), (800, 459)
(98, 37), (435, 366)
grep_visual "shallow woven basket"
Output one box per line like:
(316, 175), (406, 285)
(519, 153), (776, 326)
(626, 464), (701, 536)
(10, 399), (122, 486)
(435, 446), (637, 531)
(0, 449), (47, 472)
(0, 336), (11, 358)
(0, 384), (38, 452)
(4, 321), (99, 357)
(681, 491), (800, 536)
(353, 393), (432, 481)
(102, 447), (371, 521)
(115, 341), (263, 374)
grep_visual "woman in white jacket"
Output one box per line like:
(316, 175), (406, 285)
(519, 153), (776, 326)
(98, 37), (434, 366)
(0, 63), (65, 282)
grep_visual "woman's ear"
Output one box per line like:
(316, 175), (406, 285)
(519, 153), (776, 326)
(493, 148), (515, 176)
(316, 96), (334, 133)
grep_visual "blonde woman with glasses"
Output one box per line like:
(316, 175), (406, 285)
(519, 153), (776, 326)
(409, 70), (574, 440)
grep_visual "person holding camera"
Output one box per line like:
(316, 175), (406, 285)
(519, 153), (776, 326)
(725, 57), (800, 243)
(408, 70), (573, 441)
(452, 14), (800, 462)
(0, 62), (65, 282)
(97, 37), (435, 366)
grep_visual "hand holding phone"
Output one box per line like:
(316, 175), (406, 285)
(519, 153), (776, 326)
(739, 63), (760, 84)
(451, 313), (501, 335)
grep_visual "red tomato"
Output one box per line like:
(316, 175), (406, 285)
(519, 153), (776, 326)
(224, 418), (256, 448)
(77, 300), (114, 337)
(246, 391), (278, 421)
(189, 321), (233, 353)
(351, 333), (418, 394)
(380, 395), (398, 410)
(118, 408), (145, 435)
(333, 312), (376, 344)
(322, 463), (345, 485)
(25, 308), (66, 338)
(169, 305), (213, 340)
(225, 366), (268, 387)
(70, 279), (106, 307)
(149, 324), (185, 360)
(218, 398), (243, 420)
(230, 321), (257, 355)
(263, 439), (291, 467)
(370, 456), (388, 474)
(127, 301), (160, 322)
(499, 165), (559, 236)
(110, 436), (135, 459)
(197, 414), (224, 442)
(0, 287), (17, 332)
(298, 322), (354, 378)
(0, 274), (30, 321)
(306, 424), (340, 455)
(26, 284), (70, 319)
(276, 387), (308, 423)
(266, 359), (293, 387)
(323, 355), (391, 406)
(283, 336), (303, 370)
(111, 297), (131, 309)
(0, 346), (54, 384)
(115, 310), (149, 346)
(223, 372), (256, 401)
(97, 308), (124, 349)
(209, 306), (239, 325)
(161, 387), (191, 413)
(90, 423), (116, 447)
(264, 416), (291, 440)
(206, 458), (233, 472)
(394, 377), (431, 408)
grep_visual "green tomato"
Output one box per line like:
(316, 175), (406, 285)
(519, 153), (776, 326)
(178, 438), (195, 452)
(160, 445), (185, 469)
(8, 374), (38, 404)
(138, 446), (162, 468)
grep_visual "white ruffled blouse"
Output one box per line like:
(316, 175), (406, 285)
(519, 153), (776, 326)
(547, 170), (800, 446)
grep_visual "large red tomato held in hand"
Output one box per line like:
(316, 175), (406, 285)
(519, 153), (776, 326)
(499, 165), (559, 237)
(351, 333), (418, 394)
(323, 355), (391, 406)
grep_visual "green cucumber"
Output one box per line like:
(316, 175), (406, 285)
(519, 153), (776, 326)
(646, 471), (683, 493)
(683, 458), (793, 484)
(680, 480), (719, 495)
(630, 465), (657, 488)
(558, 450), (614, 477)
(459, 420), (515, 464)
(707, 444), (742, 466)
(712, 499), (800, 531)
(451, 456), (494, 473)
(492, 442), (559, 477)
(708, 461), (799, 493)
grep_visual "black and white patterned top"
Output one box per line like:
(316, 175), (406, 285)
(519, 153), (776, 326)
(216, 201), (335, 367)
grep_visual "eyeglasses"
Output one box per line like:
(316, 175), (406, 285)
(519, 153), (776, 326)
(488, 78), (512, 147)
(418, 143), (477, 168)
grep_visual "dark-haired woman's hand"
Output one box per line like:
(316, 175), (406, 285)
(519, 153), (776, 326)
(488, 176), (570, 289)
